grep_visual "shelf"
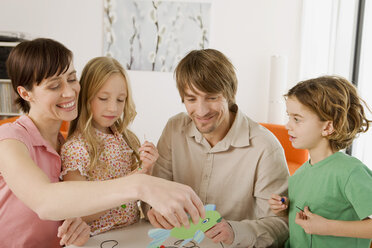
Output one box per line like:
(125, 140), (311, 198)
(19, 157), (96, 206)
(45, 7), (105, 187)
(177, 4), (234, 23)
(0, 112), (21, 116)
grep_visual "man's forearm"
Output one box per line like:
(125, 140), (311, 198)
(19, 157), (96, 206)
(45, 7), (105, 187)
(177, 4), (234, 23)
(228, 216), (288, 247)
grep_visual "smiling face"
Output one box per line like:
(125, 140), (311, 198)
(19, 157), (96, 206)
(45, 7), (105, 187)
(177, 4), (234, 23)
(23, 62), (80, 122)
(285, 96), (330, 152)
(90, 73), (127, 133)
(183, 86), (232, 141)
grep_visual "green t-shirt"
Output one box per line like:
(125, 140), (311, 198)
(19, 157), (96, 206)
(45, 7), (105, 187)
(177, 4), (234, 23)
(285, 152), (372, 248)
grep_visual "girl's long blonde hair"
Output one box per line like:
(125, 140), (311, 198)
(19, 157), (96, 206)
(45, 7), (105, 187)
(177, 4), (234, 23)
(69, 57), (140, 176)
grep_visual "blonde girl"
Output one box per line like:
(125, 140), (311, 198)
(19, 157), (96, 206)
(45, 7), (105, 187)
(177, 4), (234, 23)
(269, 76), (372, 247)
(61, 56), (158, 235)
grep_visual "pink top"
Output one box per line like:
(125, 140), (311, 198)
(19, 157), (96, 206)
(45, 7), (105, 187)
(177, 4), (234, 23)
(0, 115), (63, 248)
(60, 127), (139, 235)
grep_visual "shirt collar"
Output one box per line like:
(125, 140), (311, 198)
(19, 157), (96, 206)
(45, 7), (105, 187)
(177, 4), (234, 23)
(184, 105), (251, 151)
(15, 115), (63, 156)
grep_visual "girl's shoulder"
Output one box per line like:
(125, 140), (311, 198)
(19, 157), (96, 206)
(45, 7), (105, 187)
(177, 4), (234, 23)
(61, 133), (88, 152)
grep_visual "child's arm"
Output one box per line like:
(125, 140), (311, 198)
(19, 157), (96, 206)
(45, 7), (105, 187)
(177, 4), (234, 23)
(295, 206), (372, 239)
(63, 170), (107, 223)
(268, 193), (289, 217)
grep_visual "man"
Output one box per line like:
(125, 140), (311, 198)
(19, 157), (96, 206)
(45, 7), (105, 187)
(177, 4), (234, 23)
(147, 49), (289, 247)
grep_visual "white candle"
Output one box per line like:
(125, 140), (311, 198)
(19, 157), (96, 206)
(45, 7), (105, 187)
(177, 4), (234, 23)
(268, 55), (287, 124)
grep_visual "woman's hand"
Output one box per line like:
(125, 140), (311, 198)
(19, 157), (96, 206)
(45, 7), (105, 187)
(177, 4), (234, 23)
(147, 208), (175, 229)
(58, 217), (90, 246)
(137, 141), (159, 175)
(268, 193), (288, 217)
(140, 175), (205, 229)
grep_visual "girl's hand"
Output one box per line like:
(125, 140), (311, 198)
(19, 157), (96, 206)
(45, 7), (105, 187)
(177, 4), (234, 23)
(138, 141), (158, 175)
(58, 217), (90, 246)
(295, 206), (330, 235)
(268, 193), (288, 216)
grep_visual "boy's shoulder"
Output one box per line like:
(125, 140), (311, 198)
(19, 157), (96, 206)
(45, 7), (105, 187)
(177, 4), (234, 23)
(330, 152), (365, 170)
(322, 152), (371, 185)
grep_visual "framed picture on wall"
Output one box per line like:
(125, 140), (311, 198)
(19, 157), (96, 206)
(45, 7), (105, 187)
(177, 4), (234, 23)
(103, 0), (211, 72)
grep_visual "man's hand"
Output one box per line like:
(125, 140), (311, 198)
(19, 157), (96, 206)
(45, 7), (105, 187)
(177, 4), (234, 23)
(147, 208), (175, 229)
(58, 217), (90, 246)
(204, 219), (234, 245)
(295, 206), (330, 235)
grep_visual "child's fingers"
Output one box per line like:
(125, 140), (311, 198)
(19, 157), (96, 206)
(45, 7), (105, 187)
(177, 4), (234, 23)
(139, 146), (158, 156)
(271, 194), (287, 203)
(59, 218), (80, 245)
(303, 206), (312, 217)
(297, 210), (307, 220)
(57, 219), (73, 238)
(64, 221), (88, 245)
(140, 152), (157, 163)
(69, 224), (90, 246)
(268, 197), (287, 208)
(270, 204), (287, 211)
(139, 141), (156, 150)
(268, 198), (281, 205)
(270, 193), (282, 201)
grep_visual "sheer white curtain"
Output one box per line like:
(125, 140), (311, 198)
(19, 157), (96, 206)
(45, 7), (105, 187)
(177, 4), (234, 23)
(298, 0), (357, 82)
(299, 0), (372, 168)
(353, 0), (372, 169)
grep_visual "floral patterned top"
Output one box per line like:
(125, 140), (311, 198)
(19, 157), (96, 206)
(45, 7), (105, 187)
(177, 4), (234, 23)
(60, 127), (140, 235)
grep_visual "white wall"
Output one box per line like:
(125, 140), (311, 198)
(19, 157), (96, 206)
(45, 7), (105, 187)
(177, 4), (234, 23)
(0, 0), (303, 143)
(0, 0), (103, 74)
(210, 0), (303, 123)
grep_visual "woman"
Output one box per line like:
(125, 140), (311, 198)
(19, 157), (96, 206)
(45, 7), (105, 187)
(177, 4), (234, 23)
(0, 38), (204, 247)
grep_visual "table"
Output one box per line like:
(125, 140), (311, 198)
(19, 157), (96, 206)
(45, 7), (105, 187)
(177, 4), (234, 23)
(67, 220), (225, 248)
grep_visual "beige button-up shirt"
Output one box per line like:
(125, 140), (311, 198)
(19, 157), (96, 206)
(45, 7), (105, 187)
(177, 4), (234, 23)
(153, 108), (289, 247)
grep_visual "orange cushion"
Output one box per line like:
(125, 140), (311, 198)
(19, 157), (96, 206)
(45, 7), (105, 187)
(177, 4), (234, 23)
(287, 161), (303, 175)
(260, 123), (309, 175)
(0, 116), (20, 125)
(0, 117), (70, 139)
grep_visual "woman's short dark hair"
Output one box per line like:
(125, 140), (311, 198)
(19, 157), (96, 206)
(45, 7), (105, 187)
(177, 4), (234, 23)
(6, 38), (73, 113)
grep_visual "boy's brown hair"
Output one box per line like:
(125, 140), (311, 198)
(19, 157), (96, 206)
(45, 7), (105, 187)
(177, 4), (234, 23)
(286, 75), (371, 151)
(6, 38), (73, 113)
(175, 49), (237, 110)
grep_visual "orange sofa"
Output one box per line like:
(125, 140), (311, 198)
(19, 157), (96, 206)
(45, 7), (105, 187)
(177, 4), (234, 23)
(0, 116), (69, 139)
(260, 123), (309, 175)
